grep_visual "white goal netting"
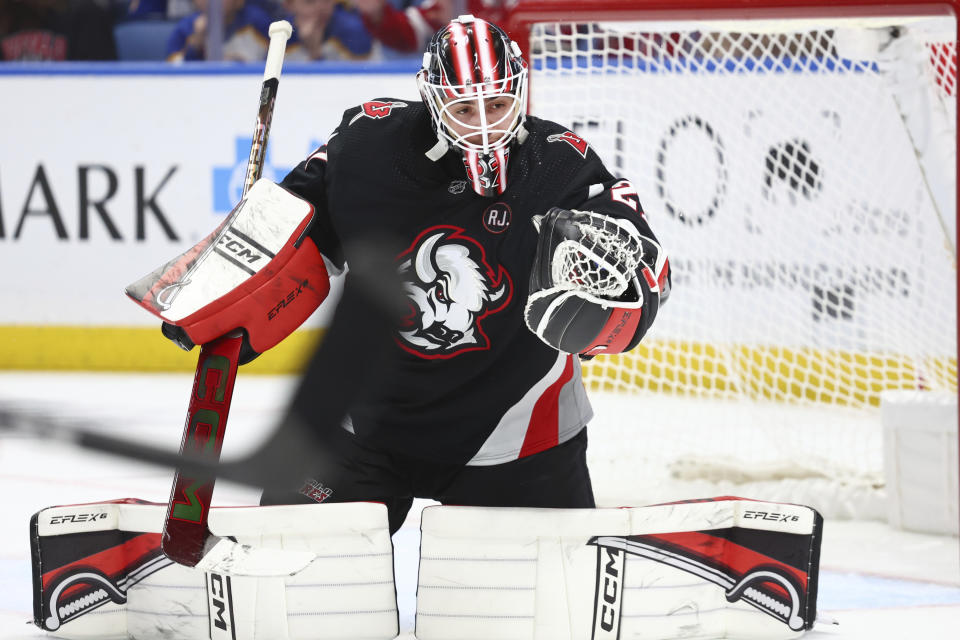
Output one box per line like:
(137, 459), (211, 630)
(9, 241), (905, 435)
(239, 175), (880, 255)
(524, 10), (958, 518)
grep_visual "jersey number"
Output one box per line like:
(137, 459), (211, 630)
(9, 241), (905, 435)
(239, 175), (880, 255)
(611, 180), (640, 213)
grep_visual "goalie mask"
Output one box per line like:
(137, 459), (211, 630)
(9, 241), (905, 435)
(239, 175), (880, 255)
(418, 15), (528, 197)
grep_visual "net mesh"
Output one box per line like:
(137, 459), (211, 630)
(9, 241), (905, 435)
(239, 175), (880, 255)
(552, 211), (643, 298)
(527, 15), (957, 517)
(928, 41), (957, 102)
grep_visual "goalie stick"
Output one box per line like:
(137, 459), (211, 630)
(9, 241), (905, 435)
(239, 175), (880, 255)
(158, 20), (292, 569)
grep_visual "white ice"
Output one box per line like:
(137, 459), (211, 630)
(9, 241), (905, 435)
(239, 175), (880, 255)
(1, 372), (958, 639)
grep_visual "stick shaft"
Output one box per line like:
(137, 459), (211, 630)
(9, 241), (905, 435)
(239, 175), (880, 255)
(242, 20), (293, 196)
(161, 333), (243, 566)
(163, 20), (293, 568)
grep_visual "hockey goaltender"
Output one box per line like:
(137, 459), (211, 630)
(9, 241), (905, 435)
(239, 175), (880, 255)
(28, 14), (822, 640)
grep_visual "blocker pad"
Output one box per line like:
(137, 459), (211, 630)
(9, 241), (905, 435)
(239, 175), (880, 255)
(125, 179), (330, 354)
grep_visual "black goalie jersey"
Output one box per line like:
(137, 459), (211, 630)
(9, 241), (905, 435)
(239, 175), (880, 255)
(281, 98), (666, 467)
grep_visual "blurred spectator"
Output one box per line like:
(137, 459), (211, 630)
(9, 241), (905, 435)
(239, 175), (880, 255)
(124, 0), (172, 18)
(352, 0), (450, 54)
(0, 0), (117, 61)
(126, 0), (283, 20)
(468, 0), (512, 26)
(283, 0), (375, 61)
(166, 0), (272, 61)
(251, 0), (288, 19)
(351, 0), (518, 55)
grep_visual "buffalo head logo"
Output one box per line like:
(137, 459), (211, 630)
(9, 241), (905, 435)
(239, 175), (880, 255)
(397, 226), (512, 358)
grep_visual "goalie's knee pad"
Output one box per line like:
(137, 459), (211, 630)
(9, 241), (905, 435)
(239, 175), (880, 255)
(126, 180), (332, 357)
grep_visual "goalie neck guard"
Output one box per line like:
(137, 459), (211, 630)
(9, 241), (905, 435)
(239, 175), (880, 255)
(417, 14), (528, 198)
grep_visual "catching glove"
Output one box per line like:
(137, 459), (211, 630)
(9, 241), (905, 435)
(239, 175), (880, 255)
(524, 207), (669, 356)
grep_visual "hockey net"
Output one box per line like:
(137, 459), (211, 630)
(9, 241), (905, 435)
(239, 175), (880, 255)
(506, 1), (958, 519)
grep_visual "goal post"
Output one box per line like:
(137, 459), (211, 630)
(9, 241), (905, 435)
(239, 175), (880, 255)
(504, 0), (958, 520)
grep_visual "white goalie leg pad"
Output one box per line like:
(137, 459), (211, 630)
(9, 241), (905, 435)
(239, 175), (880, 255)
(416, 498), (822, 640)
(32, 501), (398, 640)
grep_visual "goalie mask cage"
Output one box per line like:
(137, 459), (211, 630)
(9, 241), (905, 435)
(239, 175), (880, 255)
(505, 0), (958, 520)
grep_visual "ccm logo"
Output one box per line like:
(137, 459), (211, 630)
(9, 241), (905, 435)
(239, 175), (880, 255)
(591, 545), (625, 639)
(48, 513), (109, 525)
(598, 548), (621, 630)
(744, 510), (800, 523)
(217, 233), (266, 265)
(268, 279), (309, 320)
(207, 572), (235, 636)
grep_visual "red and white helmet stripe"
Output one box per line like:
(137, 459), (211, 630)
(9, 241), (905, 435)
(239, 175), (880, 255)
(464, 150), (484, 194)
(494, 147), (508, 193)
(446, 20), (476, 96)
(472, 18), (499, 84)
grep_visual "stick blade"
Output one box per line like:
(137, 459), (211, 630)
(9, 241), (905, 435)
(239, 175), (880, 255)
(161, 519), (216, 567)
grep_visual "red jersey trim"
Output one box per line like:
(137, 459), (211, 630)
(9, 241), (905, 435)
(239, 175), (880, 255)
(518, 354), (574, 457)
